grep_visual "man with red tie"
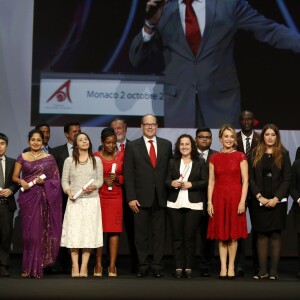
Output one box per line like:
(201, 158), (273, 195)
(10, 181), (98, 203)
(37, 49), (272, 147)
(130, 0), (300, 128)
(124, 114), (172, 277)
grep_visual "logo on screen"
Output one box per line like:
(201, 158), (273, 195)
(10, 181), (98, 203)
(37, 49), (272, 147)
(46, 80), (72, 103)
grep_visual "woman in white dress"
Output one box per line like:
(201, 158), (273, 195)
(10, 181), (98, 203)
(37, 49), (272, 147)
(61, 132), (103, 277)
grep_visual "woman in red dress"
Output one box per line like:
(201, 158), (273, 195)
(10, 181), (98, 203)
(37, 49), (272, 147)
(93, 128), (124, 277)
(207, 124), (248, 279)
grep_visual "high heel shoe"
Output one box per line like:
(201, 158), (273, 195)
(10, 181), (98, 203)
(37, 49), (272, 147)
(79, 266), (88, 278)
(253, 273), (269, 280)
(71, 267), (80, 278)
(218, 275), (227, 280)
(93, 267), (103, 277)
(108, 267), (117, 277)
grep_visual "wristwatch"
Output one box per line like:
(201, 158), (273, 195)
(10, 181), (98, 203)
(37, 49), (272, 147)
(144, 19), (156, 31)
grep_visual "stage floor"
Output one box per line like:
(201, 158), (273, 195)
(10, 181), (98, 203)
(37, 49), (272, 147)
(0, 255), (299, 300)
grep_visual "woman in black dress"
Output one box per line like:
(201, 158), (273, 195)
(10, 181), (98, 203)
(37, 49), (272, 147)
(248, 124), (291, 280)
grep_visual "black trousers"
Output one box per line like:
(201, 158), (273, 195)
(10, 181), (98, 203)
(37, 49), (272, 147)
(134, 204), (166, 271)
(0, 204), (14, 266)
(168, 207), (202, 269)
(199, 213), (215, 270)
(123, 196), (138, 270)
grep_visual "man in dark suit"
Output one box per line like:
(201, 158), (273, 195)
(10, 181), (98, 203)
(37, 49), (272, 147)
(52, 122), (81, 177)
(111, 118), (138, 273)
(236, 110), (260, 276)
(51, 121), (81, 273)
(195, 127), (216, 277)
(130, 0), (300, 128)
(23, 123), (54, 154)
(0, 133), (18, 276)
(124, 114), (172, 277)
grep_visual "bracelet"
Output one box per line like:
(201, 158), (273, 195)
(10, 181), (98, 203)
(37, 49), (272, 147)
(144, 19), (156, 31)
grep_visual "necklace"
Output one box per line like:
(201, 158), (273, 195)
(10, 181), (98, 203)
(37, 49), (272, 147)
(79, 158), (89, 165)
(29, 151), (43, 160)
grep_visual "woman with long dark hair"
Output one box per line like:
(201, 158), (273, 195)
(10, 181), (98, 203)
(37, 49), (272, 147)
(61, 132), (103, 278)
(248, 124), (291, 280)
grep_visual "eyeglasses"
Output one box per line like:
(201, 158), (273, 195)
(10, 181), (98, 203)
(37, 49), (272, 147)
(197, 135), (211, 139)
(142, 123), (157, 128)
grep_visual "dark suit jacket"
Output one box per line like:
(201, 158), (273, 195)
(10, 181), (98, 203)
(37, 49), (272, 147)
(51, 144), (69, 177)
(124, 136), (172, 207)
(289, 159), (300, 232)
(295, 147), (300, 160)
(206, 149), (217, 164)
(130, 0), (300, 128)
(165, 158), (208, 204)
(236, 131), (260, 154)
(2, 156), (19, 211)
(23, 146), (54, 155)
(248, 150), (292, 201)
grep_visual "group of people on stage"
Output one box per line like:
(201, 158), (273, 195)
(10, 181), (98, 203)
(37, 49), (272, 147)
(0, 111), (300, 281)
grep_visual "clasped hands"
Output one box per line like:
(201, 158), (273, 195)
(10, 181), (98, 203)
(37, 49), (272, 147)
(171, 180), (191, 190)
(259, 196), (278, 208)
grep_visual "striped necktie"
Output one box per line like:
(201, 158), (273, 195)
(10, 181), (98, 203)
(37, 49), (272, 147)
(245, 137), (251, 156)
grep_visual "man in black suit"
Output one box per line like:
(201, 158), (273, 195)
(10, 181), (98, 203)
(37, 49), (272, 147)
(236, 110), (260, 276)
(124, 114), (172, 277)
(195, 127), (216, 277)
(51, 121), (81, 273)
(23, 123), (54, 154)
(0, 133), (18, 276)
(111, 118), (138, 273)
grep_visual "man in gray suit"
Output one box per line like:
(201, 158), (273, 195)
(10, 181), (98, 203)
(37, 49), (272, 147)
(130, 0), (300, 128)
(124, 114), (172, 277)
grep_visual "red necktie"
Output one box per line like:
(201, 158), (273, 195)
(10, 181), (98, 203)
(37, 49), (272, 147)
(148, 140), (157, 168)
(185, 0), (201, 56)
(120, 143), (125, 151)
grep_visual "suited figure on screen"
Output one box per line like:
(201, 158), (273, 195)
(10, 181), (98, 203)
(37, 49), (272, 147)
(130, 0), (300, 128)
